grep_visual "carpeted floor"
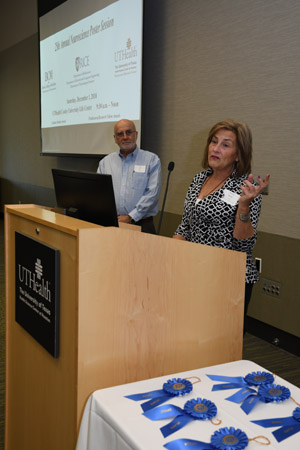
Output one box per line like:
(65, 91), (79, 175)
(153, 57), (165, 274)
(0, 217), (299, 450)
(242, 331), (300, 387)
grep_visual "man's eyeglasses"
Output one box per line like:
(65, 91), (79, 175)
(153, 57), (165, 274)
(115, 130), (136, 138)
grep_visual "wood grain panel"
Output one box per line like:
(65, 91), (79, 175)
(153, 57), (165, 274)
(5, 205), (245, 450)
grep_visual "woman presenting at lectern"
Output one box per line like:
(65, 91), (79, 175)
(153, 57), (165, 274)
(173, 119), (270, 328)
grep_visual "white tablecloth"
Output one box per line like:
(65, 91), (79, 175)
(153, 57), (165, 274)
(76, 360), (300, 450)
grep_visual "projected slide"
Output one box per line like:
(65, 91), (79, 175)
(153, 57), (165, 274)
(39, 0), (143, 155)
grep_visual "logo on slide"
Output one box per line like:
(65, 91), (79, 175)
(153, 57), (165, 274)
(115, 38), (137, 62)
(45, 70), (53, 82)
(75, 55), (90, 72)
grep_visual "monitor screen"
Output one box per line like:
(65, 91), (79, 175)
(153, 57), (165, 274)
(52, 168), (118, 227)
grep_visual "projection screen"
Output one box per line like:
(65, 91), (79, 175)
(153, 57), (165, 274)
(39, 0), (143, 155)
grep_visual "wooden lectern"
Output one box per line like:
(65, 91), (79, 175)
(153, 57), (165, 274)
(5, 205), (246, 450)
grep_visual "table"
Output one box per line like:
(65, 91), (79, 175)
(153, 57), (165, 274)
(76, 360), (300, 450)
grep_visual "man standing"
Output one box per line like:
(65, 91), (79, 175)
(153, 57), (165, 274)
(97, 119), (161, 233)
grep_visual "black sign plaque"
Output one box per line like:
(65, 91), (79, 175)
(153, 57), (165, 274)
(15, 232), (60, 358)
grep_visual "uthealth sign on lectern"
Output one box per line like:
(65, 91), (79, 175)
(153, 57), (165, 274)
(15, 232), (60, 358)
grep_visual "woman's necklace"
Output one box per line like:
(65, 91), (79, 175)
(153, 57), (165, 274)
(198, 175), (229, 200)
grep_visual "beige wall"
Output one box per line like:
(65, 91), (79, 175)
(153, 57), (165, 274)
(1, 0), (299, 336)
(250, 232), (300, 337)
(142, 0), (300, 240)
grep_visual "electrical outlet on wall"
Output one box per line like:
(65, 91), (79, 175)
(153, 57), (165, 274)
(261, 278), (281, 299)
(255, 257), (262, 273)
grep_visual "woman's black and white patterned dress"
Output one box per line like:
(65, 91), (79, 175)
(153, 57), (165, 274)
(175, 169), (262, 283)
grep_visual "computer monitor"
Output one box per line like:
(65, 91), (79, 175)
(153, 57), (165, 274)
(52, 168), (118, 227)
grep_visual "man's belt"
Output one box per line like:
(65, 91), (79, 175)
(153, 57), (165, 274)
(131, 217), (153, 225)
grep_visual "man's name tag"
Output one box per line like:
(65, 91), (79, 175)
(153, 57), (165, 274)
(222, 189), (240, 206)
(134, 165), (146, 173)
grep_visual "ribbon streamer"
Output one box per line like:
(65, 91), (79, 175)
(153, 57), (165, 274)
(164, 439), (213, 449)
(144, 398), (218, 438)
(125, 378), (193, 412)
(252, 407), (300, 442)
(226, 383), (290, 415)
(206, 371), (274, 392)
(164, 426), (255, 450)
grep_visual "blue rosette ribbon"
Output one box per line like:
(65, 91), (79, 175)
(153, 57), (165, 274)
(244, 371), (274, 387)
(143, 398), (217, 437)
(227, 383), (291, 415)
(252, 407), (300, 442)
(207, 371), (274, 409)
(206, 371), (274, 397)
(124, 378), (193, 412)
(211, 427), (249, 449)
(163, 427), (249, 450)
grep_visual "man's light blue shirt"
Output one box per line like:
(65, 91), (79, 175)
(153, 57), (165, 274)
(97, 147), (161, 222)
